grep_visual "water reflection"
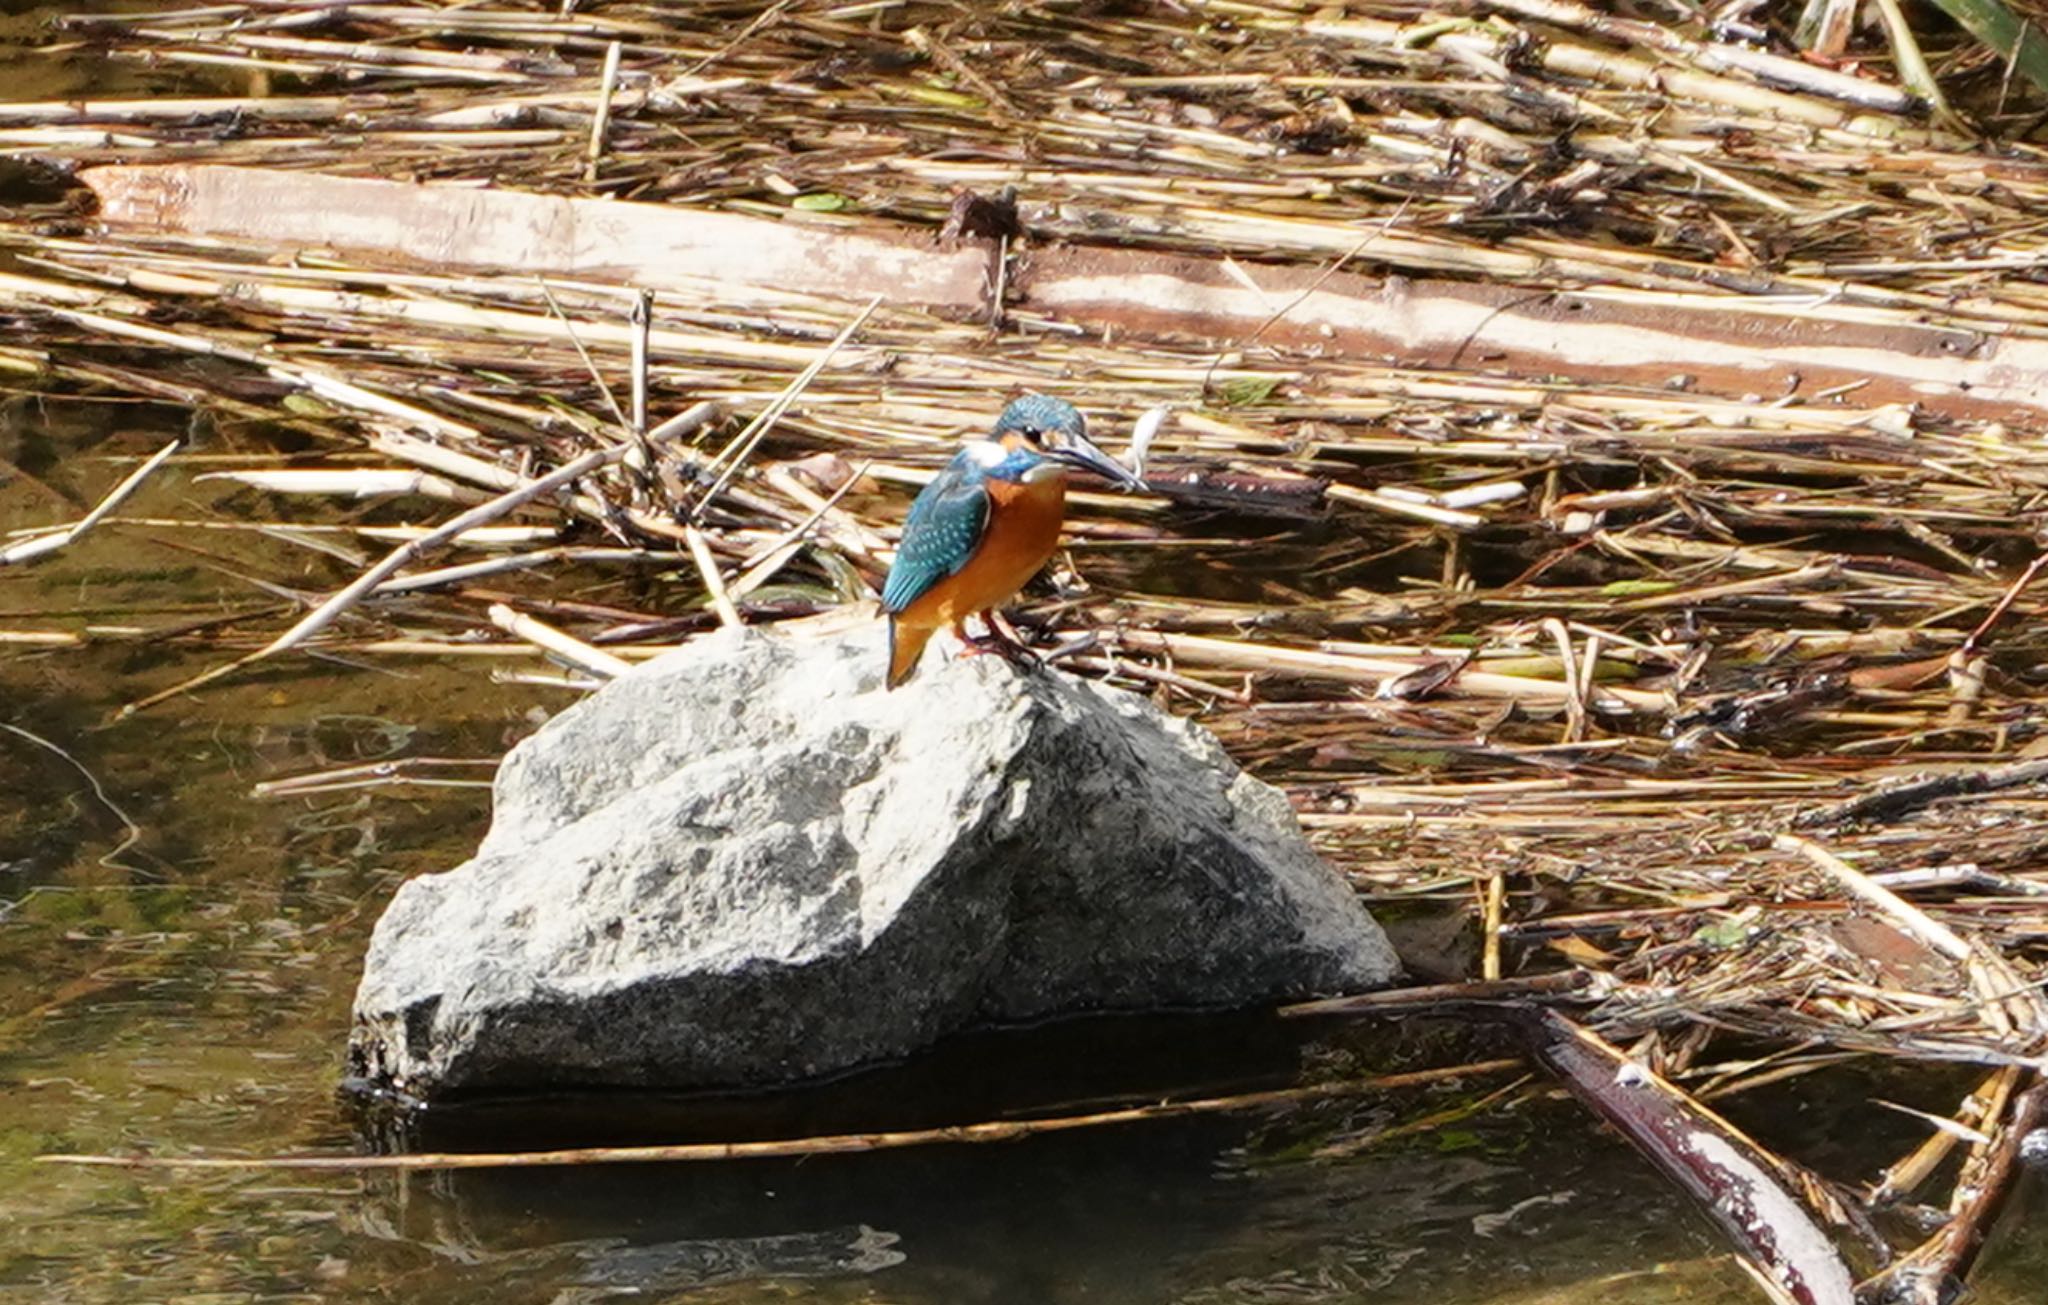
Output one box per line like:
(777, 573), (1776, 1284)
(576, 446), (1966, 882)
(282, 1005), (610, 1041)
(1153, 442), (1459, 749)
(312, 1100), (1763, 1305)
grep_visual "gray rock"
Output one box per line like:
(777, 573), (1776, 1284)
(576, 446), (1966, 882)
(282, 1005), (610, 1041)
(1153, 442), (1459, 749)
(348, 625), (1397, 1097)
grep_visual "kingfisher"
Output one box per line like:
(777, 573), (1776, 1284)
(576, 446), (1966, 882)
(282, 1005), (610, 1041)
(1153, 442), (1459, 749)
(882, 394), (1144, 689)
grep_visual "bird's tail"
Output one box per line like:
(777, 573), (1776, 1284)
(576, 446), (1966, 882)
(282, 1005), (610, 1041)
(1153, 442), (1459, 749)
(886, 616), (935, 690)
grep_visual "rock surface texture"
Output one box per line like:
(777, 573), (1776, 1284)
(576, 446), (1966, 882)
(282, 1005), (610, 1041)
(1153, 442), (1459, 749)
(349, 626), (1398, 1097)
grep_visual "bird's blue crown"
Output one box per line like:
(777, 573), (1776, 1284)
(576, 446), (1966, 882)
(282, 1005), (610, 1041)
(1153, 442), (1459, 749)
(992, 393), (1085, 441)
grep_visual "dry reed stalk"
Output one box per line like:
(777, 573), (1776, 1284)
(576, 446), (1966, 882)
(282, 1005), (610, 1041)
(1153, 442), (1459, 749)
(8, 4), (2048, 1290)
(488, 602), (634, 679)
(114, 401), (724, 716)
(0, 440), (180, 565)
(1476, 0), (1916, 112)
(249, 757), (498, 799)
(1107, 630), (1668, 711)
(37, 1059), (1523, 1172)
(684, 525), (742, 629)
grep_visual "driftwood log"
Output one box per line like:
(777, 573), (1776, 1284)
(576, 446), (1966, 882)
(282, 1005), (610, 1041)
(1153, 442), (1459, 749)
(80, 163), (2048, 425)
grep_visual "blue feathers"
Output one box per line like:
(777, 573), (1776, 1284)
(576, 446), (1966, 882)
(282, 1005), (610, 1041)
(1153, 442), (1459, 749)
(880, 446), (991, 614)
(881, 395), (1083, 616)
(992, 394), (1084, 441)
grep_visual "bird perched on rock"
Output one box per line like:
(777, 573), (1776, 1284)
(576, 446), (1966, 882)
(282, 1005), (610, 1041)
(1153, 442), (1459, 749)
(882, 394), (1144, 688)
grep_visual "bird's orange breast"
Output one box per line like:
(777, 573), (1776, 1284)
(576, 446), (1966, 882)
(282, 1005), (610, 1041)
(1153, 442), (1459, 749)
(897, 474), (1066, 627)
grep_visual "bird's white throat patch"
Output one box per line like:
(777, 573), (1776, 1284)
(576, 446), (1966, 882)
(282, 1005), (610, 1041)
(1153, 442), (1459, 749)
(1022, 461), (1065, 484)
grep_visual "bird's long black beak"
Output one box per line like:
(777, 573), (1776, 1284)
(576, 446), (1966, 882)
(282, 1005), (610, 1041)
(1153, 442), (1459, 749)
(1053, 433), (1147, 491)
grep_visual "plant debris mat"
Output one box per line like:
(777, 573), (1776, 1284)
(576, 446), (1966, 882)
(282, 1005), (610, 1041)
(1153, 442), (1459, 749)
(7, 2), (2048, 1299)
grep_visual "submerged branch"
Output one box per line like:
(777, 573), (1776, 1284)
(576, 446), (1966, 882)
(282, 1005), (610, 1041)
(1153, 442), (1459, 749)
(35, 1059), (1523, 1173)
(1518, 1008), (1856, 1305)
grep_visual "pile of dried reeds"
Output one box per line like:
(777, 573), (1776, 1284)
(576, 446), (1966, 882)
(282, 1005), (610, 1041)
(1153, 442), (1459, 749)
(8, 1), (2048, 1298)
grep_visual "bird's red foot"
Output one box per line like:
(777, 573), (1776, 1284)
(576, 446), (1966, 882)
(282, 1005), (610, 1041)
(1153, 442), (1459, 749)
(953, 616), (1040, 670)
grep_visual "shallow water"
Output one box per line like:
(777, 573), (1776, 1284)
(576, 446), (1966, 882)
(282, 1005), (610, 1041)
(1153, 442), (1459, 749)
(4, 405), (2045, 1303)
(2, 18), (2045, 1300)
(0, 404), (1732, 1304)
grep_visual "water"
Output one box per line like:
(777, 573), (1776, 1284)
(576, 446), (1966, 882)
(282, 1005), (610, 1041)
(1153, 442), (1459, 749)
(0, 404), (1755, 1304)
(5, 402), (2045, 1303)
(2, 23), (2043, 1301)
